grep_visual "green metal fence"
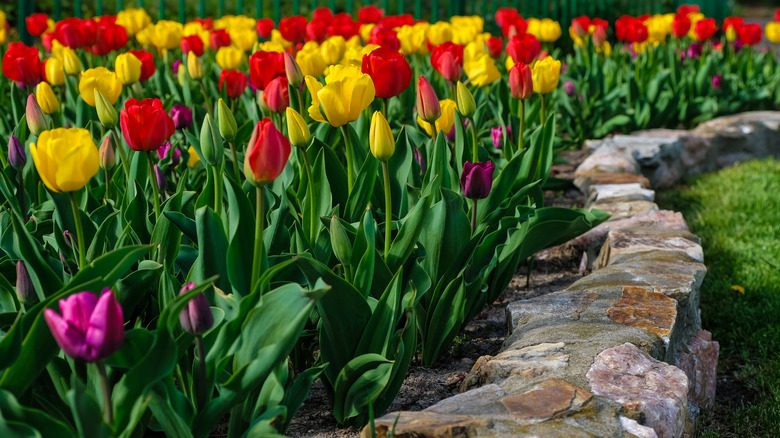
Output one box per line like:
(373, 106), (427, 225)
(16, 0), (731, 45)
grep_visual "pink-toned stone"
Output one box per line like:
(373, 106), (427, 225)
(607, 287), (678, 345)
(587, 343), (689, 438)
(620, 416), (659, 438)
(675, 330), (719, 408)
(501, 378), (593, 423)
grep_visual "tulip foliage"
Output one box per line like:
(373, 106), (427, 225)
(0, 3), (777, 437)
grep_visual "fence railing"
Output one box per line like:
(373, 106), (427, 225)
(15, 0), (731, 45)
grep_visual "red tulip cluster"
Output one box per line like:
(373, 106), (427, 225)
(672, 14), (691, 38)
(26, 13), (50, 36)
(181, 35), (205, 57)
(249, 50), (286, 91)
(368, 25), (401, 51)
(615, 15), (648, 43)
(506, 33), (541, 65)
(210, 29), (231, 50)
(431, 42), (464, 82)
(362, 47), (412, 99)
(495, 8), (528, 37)
(737, 23), (762, 46)
(2, 43), (42, 86)
(693, 18), (718, 41)
(256, 18), (275, 39)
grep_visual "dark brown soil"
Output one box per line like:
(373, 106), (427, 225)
(284, 153), (587, 438)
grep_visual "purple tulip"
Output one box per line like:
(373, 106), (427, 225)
(172, 59), (182, 74)
(413, 146), (426, 176)
(686, 42), (703, 60)
(63, 230), (75, 248)
(16, 261), (36, 304)
(711, 75), (723, 90)
(8, 135), (26, 169)
(170, 104), (193, 130)
(733, 39), (743, 54)
(492, 126), (503, 149)
(43, 289), (125, 362)
(446, 119), (469, 143)
(179, 282), (214, 336)
(460, 161), (495, 199)
(564, 81), (576, 97)
(154, 164), (168, 192)
(156, 142), (182, 166)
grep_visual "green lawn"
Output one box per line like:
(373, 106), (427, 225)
(658, 159), (780, 437)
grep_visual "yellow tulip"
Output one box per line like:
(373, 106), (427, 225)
(526, 18), (542, 39)
(62, 47), (82, 75)
(297, 45), (327, 78)
(258, 41), (287, 53)
(320, 36), (347, 66)
(596, 41), (612, 56)
(216, 46), (245, 70)
(766, 22), (780, 44)
(532, 56), (561, 95)
(427, 22), (455, 46)
(187, 145), (201, 168)
(464, 40), (487, 63)
(115, 52), (142, 85)
(397, 24), (428, 55)
(305, 65), (376, 127)
(183, 21), (210, 46)
(360, 24), (376, 43)
(229, 28), (258, 52)
(44, 57), (66, 86)
(271, 29), (294, 49)
(116, 8), (151, 37)
(141, 20), (183, 51)
(369, 111), (395, 162)
(450, 16), (483, 45)
(286, 107), (311, 149)
(0, 10), (5, 28)
(686, 13), (705, 40)
(539, 19), (562, 42)
(79, 67), (122, 107)
(416, 99), (458, 136)
(464, 53), (500, 88)
(645, 15), (671, 43)
(187, 52), (204, 79)
(30, 128), (99, 193)
(36, 82), (59, 114)
(0, 27), (6, 45)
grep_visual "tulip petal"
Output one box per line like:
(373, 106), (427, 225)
(85, 289), (124, 361)
(44, 308), (92, 361)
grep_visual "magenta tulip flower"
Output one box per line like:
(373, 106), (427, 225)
(44, 289), (124, 362)
(461, 161), (495, 199)
(179, 282), (214, 336)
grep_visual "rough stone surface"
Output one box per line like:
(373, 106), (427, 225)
(567, 210), (689, 254)
(588, 183), (656, 206)
(675, 330), (720, 408)
(595, 228), (703, 268)
(575, 172), (652, 193)
(589, 200), (659, 220)
(461, 343), (570, 392)
(501, 378), (593, 423)
(607, 287), (678, 346)
(693, 111), (780, 170)
(365, 412), (484, 438)
(582, 135), (683, 189)
(632, 129), (713, 178)
(587, 343), (689, 438)
(620, 416), (659, 438)
(576, 149), (639, 176)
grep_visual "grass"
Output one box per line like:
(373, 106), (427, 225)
(657, 158), (780, 438)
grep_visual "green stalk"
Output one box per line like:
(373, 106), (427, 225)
(382, 98), (389, 120)
(340, 125), (355, 192)
(518, 99), (525, 153)
(470, 118), (478, 162)
(301, 148), (317, 243)
(17, 172), (26, 220)
(251, 186), (265, 291)
(110, 129), (130, 193)
(228, 141), (240, 182)
(470, 199), (478, 235)
(195, 335), (208, 411)
(96, 361), (113, 426)
(540, 94), (546, 125)
(104, 167), (111, 202)
(381, 161), (392, 259)
(296, 87), (305, 115)
(212, 165), (223, 216)
(69, 192), (87, 270)
(199, 82), (213, 117)
(146, 151), (161, 222)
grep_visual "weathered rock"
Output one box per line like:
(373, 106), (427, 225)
(595, 228), (703, 269)
(675, 330), (719, 408)
(587, 343), (689, 438)
(589, 200), (659, 220)
(588, 183), (656, 206)
(425, 384), (509, 416)
(501, 378), (593, 423)
(461, 343), (570, 392)
(607, 286), (678, 346)
(365, 412), (484, 438)
(567, 210), (689, 254)
(632, 129), (713, 177)
(576, 149), (639, 177)
(574, 172), (652, 193)
(620, 416), (659, 438)
(693, 111), (780, 169)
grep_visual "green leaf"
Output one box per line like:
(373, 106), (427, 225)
(344, 155), (378, 223)
(224, 176), (254, 297)
(0, 389), (76, 438)
(190, 206), (230, 293)
(332, 354), (393, 425)
(67, 375), (112, 438)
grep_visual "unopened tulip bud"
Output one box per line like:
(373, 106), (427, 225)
(256, 90), (271, 115)
(284, 52), (304, 88)
(115, 52), (142, 85)
(711, 75), (723, 91)
(509, 63), (533, 100)
(455, 81), (476, 120)
(178, 282), (214, 336)
(170, 104), (193, 130)
(99, 136), (115, 169)
(187, 52), (204, 80)
(36, 82), (59, 114)
(26, 94), (50, 136)
(264, 76), (290, 113)
(44, 58), (66, 86)
(416, 76), (441, 124)
(330, 216), (353, 266)
(8, 135), (26, 169)
(244, 118), (291, 187)
(94, 89), (119, 128)
(62, 47), (82, 75)
(460, 161), (495, 199)
(63, 230), (75, 248)
(564, 80), (576, 97)
(154, 164), (168, 192)
(216, 98), (237, 142)
(16, 261), (36, 304)
(369, 111), (395, 162)
(199, 113), (223, 166)
(286, 107), (310, 148)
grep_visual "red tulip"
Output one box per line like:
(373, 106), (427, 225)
(431, 42), (463, 82)
(181, 35), (204, 57)
(306, 19), (328, 43)
(2, 43), (42, 86)
(501, 16), (528, 38)
(91, 22), (128, 56)
(368, 26), (400, 51)
(616, 15), (648, 43)
(313, 7), (333, 22)
(26, 13), (50, 37)
(591, 18), (609, 34)
(244, 118), (291, 187)
(120, 98), (176, 152)
(495, 8), (518, 29)
(209, 29), (231, 50)
(128, 50), (155, 82)
(506, 33), (541, 65)
(509, 62), (532, 100)
(672, 14), (691, 38)
(723, 17), (744, 34)
(358, 5), (385, 24)
(738, 23), (762, 46)
(775, 9), (780, 23)
(571, 16), (591, 38)
(193, 17), (213, 30)
(256, 18), (275, 39)
(486, 37), (503, 59)
(676, 4), (700, 15)
(362, 47), (412, 99)
(54, 18), (87, 49)
(249, 50), (285, 90)
(694, 18), (718, 42)
(378, 14), (414, 29)
(416, 76), (441, 123)
(327, 13), (360, 40)
(264, 76), (289, 113)
(279, 16), (307, 44)
(219, 70), (248, 98)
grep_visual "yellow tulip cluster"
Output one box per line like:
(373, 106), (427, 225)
(305, 65), (375, 128)
(463, 38), (501, 87)
(137, 20), (183, 51)
(527, 18), (562, 42)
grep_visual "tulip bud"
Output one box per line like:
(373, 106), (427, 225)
(199, 113), (223, 166)
(244, 118), (291, 187)
(257, 90), (271, 115)
(15, 261), (37, 304)
(264, 76), (290, 113)
(36, 82), (59, 114)
(564, 80), (576, 97)
(44, 57), (66, 86)
(216, 98), (237, 142)
(284, 52), (304, 88)
(460, 161), (495, 199)
(711, 75), (723, 91)
(115, 52), (142, 85)
(99, 135), (116, 169)
(286, 107), (311, 149)
(63, 230), (75, 248)
(8, 135), (26, 169)
(187, 52), (204, 80)
(170, 104), (193, 130)
(509, 63), (533, 100)
(62, 47), (82, 75)
(26, 94), (50, 136)
(491, 126), (503, 150)
(416, 76), (441, 124)
(369, 111), (395, 162)
(455, 81), (476, 120)
(178, 282), (214, 336)
(330, 216), (353, 266)
(94, 89), (119, 128)
(154, 164), (168, 192)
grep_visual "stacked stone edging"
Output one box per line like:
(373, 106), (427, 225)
(365, 111), (780, 438)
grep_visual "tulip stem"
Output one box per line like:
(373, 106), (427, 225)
(470, 119), (479, 162)
(195, 335), (208, 411)
(296, 88), (305, 116)
(17, 172), (26, 220)
(540, 94), (546, 126)
(146, 152), (161, 222)
(96, 361), (113, 426)
(69, 192), (87, 270)
(212, 165), (223, 216)
(301, 148), (317, 243)
(104, 167), (111, 202)
(199, 82), (213, 117)
(382, 98), (389, 120)
(470, 199), (478, 235)
(382, 161), (392, 259)
(110, 129), (130, 193)
(228, 141), (240, 182)
(340, 126), (355, 192)
(251, 186), (265, 292)
(518, 99), (525, 154)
